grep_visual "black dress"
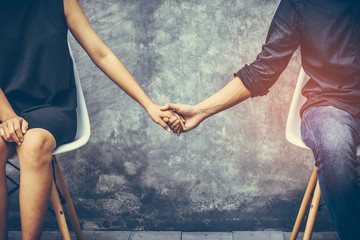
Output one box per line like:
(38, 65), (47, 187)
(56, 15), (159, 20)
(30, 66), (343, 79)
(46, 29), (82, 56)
(0, 0), (77, 145)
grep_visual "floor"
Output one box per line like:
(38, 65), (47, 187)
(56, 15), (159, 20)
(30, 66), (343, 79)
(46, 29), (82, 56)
(8, 231), (339, 240)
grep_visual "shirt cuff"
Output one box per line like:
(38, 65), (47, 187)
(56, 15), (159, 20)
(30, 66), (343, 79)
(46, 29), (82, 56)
(234, 65), (269, 97)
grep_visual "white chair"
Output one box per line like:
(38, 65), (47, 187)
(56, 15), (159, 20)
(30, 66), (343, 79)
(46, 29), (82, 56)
(286, 68), (319, 240)
(286, 68), (311, 151)
(286, 68), (360, 240)
(6, 41), (90, 240)
(53, 42), (91, 156)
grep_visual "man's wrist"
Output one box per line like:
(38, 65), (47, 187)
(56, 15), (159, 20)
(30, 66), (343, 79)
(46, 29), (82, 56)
(193, 104), (211, 121)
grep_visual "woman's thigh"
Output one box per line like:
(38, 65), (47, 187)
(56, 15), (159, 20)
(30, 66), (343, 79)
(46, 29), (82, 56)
(20, 105), (77, 147)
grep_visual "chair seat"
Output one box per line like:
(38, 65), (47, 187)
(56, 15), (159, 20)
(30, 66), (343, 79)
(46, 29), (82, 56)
(285, 67), (360, 155)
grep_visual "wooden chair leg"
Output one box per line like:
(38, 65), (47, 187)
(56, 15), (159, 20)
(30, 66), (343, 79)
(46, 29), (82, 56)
(52, 156), (84, 240)
(303, 181), (321, 240)
(50, 178), (71, 240)
(290, 167), (318, 240)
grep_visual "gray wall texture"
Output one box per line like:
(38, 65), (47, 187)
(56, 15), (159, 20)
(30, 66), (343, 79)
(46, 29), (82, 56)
(8, 0), (335, 232)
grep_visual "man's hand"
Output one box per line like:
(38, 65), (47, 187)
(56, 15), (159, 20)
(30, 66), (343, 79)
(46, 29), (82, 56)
(0, 116), (28, 145)
(146, 103), (185, 136)
(161, 103), (206, 133)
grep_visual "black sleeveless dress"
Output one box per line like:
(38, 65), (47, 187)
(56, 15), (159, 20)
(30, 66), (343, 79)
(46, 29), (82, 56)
(0, 0), (77, 145)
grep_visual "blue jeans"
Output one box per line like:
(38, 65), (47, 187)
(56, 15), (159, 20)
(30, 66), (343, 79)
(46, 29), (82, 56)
(301, 106), (360, 240)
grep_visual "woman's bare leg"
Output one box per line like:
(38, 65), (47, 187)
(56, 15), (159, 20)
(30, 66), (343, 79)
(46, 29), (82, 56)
(17, 129), (56, 240)
(0, 139), (15, 240)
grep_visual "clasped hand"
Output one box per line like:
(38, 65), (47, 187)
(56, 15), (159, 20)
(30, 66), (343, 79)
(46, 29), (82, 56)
(160, 103), (205, 134)
(0, 116), (28, 145)
(146, 103), (185, 136)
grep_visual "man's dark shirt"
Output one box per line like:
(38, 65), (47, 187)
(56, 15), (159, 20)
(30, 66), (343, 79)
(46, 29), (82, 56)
(235, 0), (360, 117)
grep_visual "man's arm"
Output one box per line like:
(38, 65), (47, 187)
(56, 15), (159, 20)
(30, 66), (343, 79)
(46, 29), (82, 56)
(162, 76), (251, 132)
(195, 76), (251, 118)
(163, 0), (300, 133)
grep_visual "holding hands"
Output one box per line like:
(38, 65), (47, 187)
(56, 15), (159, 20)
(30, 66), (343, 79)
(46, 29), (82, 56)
(145, 103), (185, 136)
(161, 103), (207, 134)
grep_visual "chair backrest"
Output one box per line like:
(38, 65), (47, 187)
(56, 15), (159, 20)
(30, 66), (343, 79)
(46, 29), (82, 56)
(285, 67), (360, 155)
(285, 68), (310, 150)
(52, 42), (90, 155)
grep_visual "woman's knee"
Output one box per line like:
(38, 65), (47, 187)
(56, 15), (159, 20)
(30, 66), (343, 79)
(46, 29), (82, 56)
(17, 129), (56, 169)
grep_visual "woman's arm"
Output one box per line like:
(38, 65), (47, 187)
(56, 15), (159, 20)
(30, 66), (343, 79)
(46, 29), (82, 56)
(63, 0), (183, 133)
(0, 89), (28, 144)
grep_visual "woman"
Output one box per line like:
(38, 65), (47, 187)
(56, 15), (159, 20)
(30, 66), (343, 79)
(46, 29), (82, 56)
(0, 0), (183, 239)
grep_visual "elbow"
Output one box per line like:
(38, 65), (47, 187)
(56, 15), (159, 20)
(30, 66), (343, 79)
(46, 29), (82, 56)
(92, 48), (111, 66)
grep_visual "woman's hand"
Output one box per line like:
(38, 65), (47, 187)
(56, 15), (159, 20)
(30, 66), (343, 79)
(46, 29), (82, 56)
(146, 103), (185, 136)
(162, 113), (185, 136)
(161, 103), (206, 133)
(0, 116), (28, 145)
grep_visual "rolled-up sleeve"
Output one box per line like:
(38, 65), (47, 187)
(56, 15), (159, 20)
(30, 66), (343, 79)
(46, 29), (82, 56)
(235, 0), (301, 97)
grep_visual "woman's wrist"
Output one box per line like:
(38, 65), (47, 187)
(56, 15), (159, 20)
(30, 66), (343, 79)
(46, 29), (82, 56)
(0, 112), (18, 123)
(143, 100), (156, 113)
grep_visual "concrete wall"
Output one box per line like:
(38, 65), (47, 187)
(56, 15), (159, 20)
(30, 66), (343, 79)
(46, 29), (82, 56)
(8, 0), (334, 232)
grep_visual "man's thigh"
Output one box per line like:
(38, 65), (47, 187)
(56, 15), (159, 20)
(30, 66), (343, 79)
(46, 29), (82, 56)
(301, 106), (360, 160)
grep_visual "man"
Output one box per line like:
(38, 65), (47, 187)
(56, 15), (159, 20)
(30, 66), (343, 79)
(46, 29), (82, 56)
(162, 0), (360, 239)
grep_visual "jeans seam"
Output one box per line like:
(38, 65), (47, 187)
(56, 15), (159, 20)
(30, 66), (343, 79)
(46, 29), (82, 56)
(302, 113), (319, 152)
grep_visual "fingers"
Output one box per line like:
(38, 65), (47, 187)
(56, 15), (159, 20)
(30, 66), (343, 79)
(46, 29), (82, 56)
(148, 103), (185, 134)
(161, 116), (183, 136)
(170, 119), (180, 134)
(166, 115), (184, 133)
(157, 119), (171, 132)
(180, 115), (185, 123)
(22, 119), (29, 134)
(0, 117), (28, 145)
(0, 125), (13, 143)
(173, 124), (181, 136)
(178, 116), (185, 131)
(161, 103), (189, 131)
(161, 103), (179, 112)
(9, 120), (21, 145)
(14, 120), (23, 140)
(160, 103), (171, 111)
(0, 128), (9, 142)
(168, 116), (179, 128)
